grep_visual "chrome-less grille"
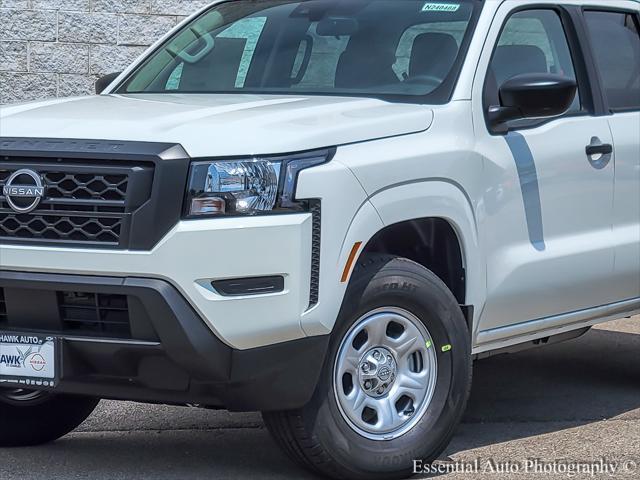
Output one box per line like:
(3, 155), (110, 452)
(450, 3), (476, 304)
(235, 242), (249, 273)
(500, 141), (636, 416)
(0, 138), (190, 251)
(43, 172), (128, 203)
(58, 291), (131, 338)
(0, 214), (123, 244)
(0, 286), (131, 339)
(0, 161), (154, 248)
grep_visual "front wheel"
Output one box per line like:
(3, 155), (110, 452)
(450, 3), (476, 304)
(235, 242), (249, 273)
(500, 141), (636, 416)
(0, 389), (99, 447)
(264, 255), (472, 479)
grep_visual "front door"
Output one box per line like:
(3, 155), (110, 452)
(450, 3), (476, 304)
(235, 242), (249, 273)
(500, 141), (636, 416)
(473, 3), (616, 333)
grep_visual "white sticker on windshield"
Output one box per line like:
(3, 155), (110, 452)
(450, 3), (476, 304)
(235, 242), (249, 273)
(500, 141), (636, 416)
(422, 3), (460, 12)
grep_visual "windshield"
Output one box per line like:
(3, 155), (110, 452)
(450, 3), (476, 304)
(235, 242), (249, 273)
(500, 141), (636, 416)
(117, 0), (479, 103)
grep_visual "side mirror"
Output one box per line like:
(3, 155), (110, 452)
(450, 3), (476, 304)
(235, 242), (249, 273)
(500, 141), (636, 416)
(488, 73), (577, 129)
(95, 72), (122, 94)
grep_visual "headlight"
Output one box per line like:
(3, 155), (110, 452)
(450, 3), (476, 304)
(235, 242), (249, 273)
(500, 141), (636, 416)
(185, 149), (333, 217)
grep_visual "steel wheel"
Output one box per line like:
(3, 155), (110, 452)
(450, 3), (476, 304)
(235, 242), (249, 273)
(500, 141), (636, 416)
(263, 254), (473, 479)
(333, 306), (438, 440)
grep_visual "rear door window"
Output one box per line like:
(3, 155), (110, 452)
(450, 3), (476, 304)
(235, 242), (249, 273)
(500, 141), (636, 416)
(584, 11), (640, 111)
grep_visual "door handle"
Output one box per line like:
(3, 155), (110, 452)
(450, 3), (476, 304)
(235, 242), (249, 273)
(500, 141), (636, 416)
(586, 142), (613, 156)
(585, 137), (612, 169)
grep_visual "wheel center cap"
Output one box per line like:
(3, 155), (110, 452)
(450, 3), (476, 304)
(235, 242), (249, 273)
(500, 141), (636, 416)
(358, 347), (397, 398)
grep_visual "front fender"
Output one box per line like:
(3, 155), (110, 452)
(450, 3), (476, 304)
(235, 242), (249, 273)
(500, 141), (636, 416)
(331, 180), (486, 338)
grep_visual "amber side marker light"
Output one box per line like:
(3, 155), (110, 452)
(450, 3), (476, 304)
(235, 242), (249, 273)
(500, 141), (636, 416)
(341, 241), (363, 283)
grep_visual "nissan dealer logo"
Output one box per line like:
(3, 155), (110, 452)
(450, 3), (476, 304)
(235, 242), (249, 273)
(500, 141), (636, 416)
(2, 169), (45, 213)
(27, 353), (47, 372)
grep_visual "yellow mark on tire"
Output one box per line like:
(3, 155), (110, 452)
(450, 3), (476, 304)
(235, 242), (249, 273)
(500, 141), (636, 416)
(425, 340), (432, 349)
(441, 344), (452, 352)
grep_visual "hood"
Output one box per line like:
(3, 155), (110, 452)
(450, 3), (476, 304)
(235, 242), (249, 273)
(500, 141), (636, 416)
(0, 94), (434, 157)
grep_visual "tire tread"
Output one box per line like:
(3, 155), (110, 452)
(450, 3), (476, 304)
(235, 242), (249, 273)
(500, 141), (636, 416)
(263, 253), (472, 479)
(0, 394), (99, 447)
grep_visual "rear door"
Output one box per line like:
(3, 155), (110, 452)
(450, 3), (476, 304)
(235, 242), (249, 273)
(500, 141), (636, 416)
(472, 2), (617, 333)
(582, 6), (640, 301)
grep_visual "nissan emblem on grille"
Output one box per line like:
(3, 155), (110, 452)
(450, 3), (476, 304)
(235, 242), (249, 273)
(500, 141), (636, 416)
(2, 169), (46, 214)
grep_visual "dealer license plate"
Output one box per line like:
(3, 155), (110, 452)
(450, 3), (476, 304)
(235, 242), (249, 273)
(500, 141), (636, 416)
(0, 333), (57, 388)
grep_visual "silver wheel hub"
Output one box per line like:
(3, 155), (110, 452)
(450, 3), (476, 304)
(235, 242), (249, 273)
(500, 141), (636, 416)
(333, 307), (438, 441)
(359, 347), (397, 398)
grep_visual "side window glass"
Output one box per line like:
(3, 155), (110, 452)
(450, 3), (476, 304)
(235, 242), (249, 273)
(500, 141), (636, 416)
(486, 9), (580, 113)
(584, 11), (640, 111)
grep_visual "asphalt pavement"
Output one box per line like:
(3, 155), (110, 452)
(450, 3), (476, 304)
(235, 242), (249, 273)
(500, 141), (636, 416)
(1, 317), (638, 479)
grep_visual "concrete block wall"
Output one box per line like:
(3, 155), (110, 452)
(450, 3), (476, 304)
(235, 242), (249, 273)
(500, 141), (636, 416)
(0, 0), (212, 104)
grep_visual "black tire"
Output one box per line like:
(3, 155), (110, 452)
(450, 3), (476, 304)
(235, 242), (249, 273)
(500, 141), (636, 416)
(263, 254), (472, 479)
(0, 390), (99, 447)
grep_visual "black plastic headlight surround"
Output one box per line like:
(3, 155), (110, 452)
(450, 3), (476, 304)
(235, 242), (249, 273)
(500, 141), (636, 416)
(184, 148), (334, 218)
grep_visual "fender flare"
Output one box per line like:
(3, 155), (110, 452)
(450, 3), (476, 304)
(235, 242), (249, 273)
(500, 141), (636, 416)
(337, 180), (485, 335)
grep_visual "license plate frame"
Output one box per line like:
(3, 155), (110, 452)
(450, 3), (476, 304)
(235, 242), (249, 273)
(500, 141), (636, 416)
(0, 333), (58, 388)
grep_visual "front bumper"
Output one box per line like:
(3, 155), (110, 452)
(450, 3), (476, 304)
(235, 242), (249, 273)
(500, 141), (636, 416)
(0, 271), (328, 411)
(0, 213), (315, 350)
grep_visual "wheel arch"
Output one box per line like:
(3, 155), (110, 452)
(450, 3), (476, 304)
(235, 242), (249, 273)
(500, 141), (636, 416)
(301, 180), (485, 340)
(361, 217), (467, 304)
(339, 180), (484, 332)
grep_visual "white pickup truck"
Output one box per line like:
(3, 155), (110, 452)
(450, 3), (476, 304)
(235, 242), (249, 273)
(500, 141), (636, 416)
(0, 0), (638, 478)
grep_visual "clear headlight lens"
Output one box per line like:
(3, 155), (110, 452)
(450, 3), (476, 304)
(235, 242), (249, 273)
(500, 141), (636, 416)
(188, 159), (281, 216)
(185, 150), (333, 217)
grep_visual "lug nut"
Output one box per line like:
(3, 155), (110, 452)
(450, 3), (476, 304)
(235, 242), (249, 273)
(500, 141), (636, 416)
(364, 380), (372, 390)
(362, 363), (370, 373)
(373, 351), (381, 360)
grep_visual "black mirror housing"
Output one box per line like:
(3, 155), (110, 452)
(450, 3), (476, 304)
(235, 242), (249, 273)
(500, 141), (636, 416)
(489, 73), (577, 128)
(95, 72), (122, 94)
